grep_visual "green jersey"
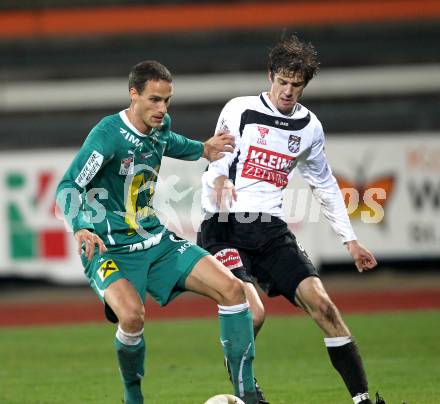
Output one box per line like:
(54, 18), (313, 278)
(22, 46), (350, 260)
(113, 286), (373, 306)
(56, 110), (203, 247)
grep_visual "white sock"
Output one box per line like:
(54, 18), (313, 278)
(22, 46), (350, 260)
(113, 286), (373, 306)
(217, 302), (249, 315)
(116, 325), (143, 346)
(324, 336), (352, 347)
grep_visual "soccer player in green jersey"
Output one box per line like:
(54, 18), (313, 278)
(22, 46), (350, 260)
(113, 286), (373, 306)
(56, 60), (258, 404)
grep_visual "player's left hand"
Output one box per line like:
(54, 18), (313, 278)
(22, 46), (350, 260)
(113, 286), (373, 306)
(203, 130), (235, 161)
(213, 175), (237, 210)
(345, 240), (377, 272)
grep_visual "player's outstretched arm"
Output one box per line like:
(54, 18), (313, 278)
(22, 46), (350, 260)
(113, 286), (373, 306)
(345, 240), (377, 273)
(74, 228), (107, 260)
(202, 130), (235, 161)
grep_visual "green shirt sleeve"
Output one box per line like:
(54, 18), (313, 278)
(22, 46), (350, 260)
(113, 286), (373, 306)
(55, 124), (115, 233)
(162, 115), (204, 160)
(164, 131), (204, 160)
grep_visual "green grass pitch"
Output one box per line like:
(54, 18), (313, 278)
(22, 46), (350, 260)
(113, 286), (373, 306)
(1, 311), (439, 403)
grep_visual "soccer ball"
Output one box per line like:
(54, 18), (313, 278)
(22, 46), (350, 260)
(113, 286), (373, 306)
(204, 394), (245, 404)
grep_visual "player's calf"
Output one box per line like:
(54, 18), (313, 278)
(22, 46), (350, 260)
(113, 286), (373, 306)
(115, 326), (145, 404)
(325, 336), (372, 404)
(218, 303), (258, 403)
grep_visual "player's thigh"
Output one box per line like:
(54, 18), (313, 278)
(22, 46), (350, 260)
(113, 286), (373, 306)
(253, 233), (319, 304)
(200, 245), (262, 310)
(104, 278), (144, 321)
(146, 231), (210, 306)
(184, 255), (246, 305)
(82, 250), (149, 303)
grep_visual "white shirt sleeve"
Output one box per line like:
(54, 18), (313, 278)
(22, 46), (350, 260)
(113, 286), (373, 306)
(203, 99), (241, 188)
(297, 119), (357, 243)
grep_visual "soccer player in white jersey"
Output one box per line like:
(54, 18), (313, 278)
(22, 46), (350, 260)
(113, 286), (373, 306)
(198, 36), (385, 404)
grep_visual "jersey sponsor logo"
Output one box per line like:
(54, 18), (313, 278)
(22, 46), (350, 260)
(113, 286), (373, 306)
(257, 126), (269, 145)
(97, 259), (119, 281)
(220, 338), (229, 347)
(140, 152), (153, 160)
(219, 118), (229, 132)
(288, 134), (301, 153)
(177, 240), (193, 254)
(242, 145), (295, 188)
(214, 248), (243, 270)
(274, 119), (289, 127)
(120, 128), (142, 147)
(119, 156), (134, 175)
(127, 233), (163, 252)
(75, 150), (104, 187)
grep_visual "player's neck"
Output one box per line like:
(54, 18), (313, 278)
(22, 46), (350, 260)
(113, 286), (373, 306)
(125, 108), (152, 135)
(266, 92), (296, 116)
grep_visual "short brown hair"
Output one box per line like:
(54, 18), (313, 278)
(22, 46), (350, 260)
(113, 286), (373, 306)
(128, 60), (172, 93)
(268, 35), (320, 85)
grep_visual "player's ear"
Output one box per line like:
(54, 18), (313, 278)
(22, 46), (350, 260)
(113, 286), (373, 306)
(268, 70), (274, 83)
(129, 87), (138, 103)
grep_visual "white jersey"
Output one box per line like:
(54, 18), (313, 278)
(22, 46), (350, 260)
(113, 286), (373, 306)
(201, 92), (356, 243)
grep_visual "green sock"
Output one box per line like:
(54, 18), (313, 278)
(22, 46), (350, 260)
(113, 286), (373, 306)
(114, 331), (145, 404)
(218, 305), (257, 403)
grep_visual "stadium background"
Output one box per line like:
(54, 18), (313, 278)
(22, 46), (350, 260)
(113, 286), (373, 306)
(1, 0), (439, 281)
(0, 1), (439, 402)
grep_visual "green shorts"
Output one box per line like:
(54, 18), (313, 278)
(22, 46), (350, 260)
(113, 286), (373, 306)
(81, 230), (209, 306)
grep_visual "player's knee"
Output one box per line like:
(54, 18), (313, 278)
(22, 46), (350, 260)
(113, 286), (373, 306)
(220, 277), (246, 306)
(315, 296), (340, 325)
(253, 315), (265, 336)
(119, 303), (145, 332)
(251, 305), (265, 333)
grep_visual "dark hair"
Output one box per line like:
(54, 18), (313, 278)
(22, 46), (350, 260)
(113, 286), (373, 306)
(268, 35), (320, 85)
(128, 60), (172, 93)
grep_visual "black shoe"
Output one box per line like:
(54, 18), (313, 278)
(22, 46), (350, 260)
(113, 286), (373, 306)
(254, 378), (269, 404)
(375, 391), (386, 404)
(224, 358), (269, 404)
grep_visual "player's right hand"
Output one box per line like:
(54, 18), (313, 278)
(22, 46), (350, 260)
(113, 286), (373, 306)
(202, 131), (235, 161)
(74, 229), (107, 260)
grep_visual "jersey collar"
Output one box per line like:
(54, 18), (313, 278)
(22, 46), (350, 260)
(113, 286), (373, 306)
(260, 92), (298, 117)
(119, 110), (155, 138)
